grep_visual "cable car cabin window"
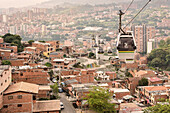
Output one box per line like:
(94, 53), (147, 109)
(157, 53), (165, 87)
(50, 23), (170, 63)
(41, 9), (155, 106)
(117, 37), (135, 51)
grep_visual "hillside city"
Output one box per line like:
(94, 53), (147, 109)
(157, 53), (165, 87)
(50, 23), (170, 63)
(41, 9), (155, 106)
(0, 0), (170, 113)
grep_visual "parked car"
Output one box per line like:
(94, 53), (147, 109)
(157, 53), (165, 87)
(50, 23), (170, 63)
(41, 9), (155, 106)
(60, 102), (64, 109)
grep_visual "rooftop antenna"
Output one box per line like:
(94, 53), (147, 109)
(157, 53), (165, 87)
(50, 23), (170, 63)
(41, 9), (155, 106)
(118, 10), (126, 34)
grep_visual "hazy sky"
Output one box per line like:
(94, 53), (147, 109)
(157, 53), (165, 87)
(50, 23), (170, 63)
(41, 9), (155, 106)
(0, 0), (49, 8)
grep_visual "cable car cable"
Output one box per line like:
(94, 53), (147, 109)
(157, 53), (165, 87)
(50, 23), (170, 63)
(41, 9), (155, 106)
(124, 0), (135, 14)
(123, 0), (151, 30)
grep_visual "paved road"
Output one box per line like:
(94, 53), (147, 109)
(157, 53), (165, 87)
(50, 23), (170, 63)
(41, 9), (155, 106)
(80, 57), (98, 65)
(60, 93), (76, 113)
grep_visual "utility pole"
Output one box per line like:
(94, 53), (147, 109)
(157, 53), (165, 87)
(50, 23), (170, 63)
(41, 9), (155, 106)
(58, 63), (61, 86)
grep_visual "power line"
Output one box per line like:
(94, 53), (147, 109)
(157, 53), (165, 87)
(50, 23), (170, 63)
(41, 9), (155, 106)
(123, 0), (152, 30)
(124, 0), (135, 14)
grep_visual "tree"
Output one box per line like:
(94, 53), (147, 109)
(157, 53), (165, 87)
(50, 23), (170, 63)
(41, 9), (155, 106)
(63, 54), (67, 58)
(2, 60), (11, 65)
(48, 70), (54, 80)
(88, 52), (95, 58)
(50, 83), (59, 99)
(39, 40), (45, 43)
(28, 40), (34, 45)
(159, 40), (166, 48)
(144, 104), (170, 113)
(73, 62), (84, 68)
(2, 33), (24, 52)
(45, 62), (52, 67)
(147, 41), (170, 70)
(125, 69), (133, 77)
(138, 78), (148, 86)
(85, 87), (116, 113)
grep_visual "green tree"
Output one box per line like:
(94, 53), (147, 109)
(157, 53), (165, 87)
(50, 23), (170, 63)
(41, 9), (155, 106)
(73, 62), (83, 68)
(125, 69), (133, 77)
(50, 83), (59, 99)
(2, 33), (24, 52)
(2, 60), (11, 65)
(39, 40), (45, 43)
(144, 104), (170, 113)
(150, 58), (163, 67)
(48, 70), (54, 80)
(85, 87), (116, 113)
(63, 54), (67, 58)
(138, 78), (148, 86)
(28, 40), (34, 45)
(159, 40), (166, 48)
(147, 45), (169, 70)
(45, 62), (52, 67)
(88, 52), (95, 58)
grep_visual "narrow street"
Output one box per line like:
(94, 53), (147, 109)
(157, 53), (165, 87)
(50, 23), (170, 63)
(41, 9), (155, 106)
(59, 93), (76, 113)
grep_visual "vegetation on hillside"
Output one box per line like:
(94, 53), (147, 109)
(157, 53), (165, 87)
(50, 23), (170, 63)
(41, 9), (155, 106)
(147, 38), (170, 71)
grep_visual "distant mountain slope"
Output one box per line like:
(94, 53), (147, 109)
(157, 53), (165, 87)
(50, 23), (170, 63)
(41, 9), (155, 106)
(37, 0), (170, 8)
(38, 0), (131, 7)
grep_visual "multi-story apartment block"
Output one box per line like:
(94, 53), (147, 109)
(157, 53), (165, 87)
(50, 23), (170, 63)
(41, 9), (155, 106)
(134, 25), (145, 53)
(133, 25), (156, 53)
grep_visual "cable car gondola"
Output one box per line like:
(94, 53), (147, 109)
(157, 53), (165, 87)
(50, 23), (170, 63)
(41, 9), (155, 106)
(116, 31), (136, 63)
(116, 0), (151, 63)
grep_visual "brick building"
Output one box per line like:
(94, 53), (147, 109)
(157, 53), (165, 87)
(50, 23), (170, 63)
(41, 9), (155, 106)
(52, 58), (76, 69)
(12, 68), (50, 85)
(0, 82), (60, 113)
(110, 88), (130, 100)
(9, 59), (26, 66)
(0, 48), (14, 60)
(32, 41), (59, 58)
(1, 82), (39, 113)
(0, 65), (11, 110)
(49, 52), (64, 62)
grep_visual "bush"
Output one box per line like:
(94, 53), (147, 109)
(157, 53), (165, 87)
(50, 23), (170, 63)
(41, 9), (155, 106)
(138, 78), (148, 86)
(2, 60), (11, 65)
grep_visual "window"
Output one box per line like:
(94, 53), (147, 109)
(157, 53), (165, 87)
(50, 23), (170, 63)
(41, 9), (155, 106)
(8, 96), (13, 100)
(3, 105), (8, 108)
(18, 95), (22, 99)
(5, 80), (7, 82)
(1, 83), (3, 86)
(17, 104), (22, 107)
(20, 73), (23, 76)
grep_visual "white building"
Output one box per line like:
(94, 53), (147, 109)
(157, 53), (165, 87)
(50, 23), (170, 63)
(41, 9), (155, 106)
(147, 39), (155, 54)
